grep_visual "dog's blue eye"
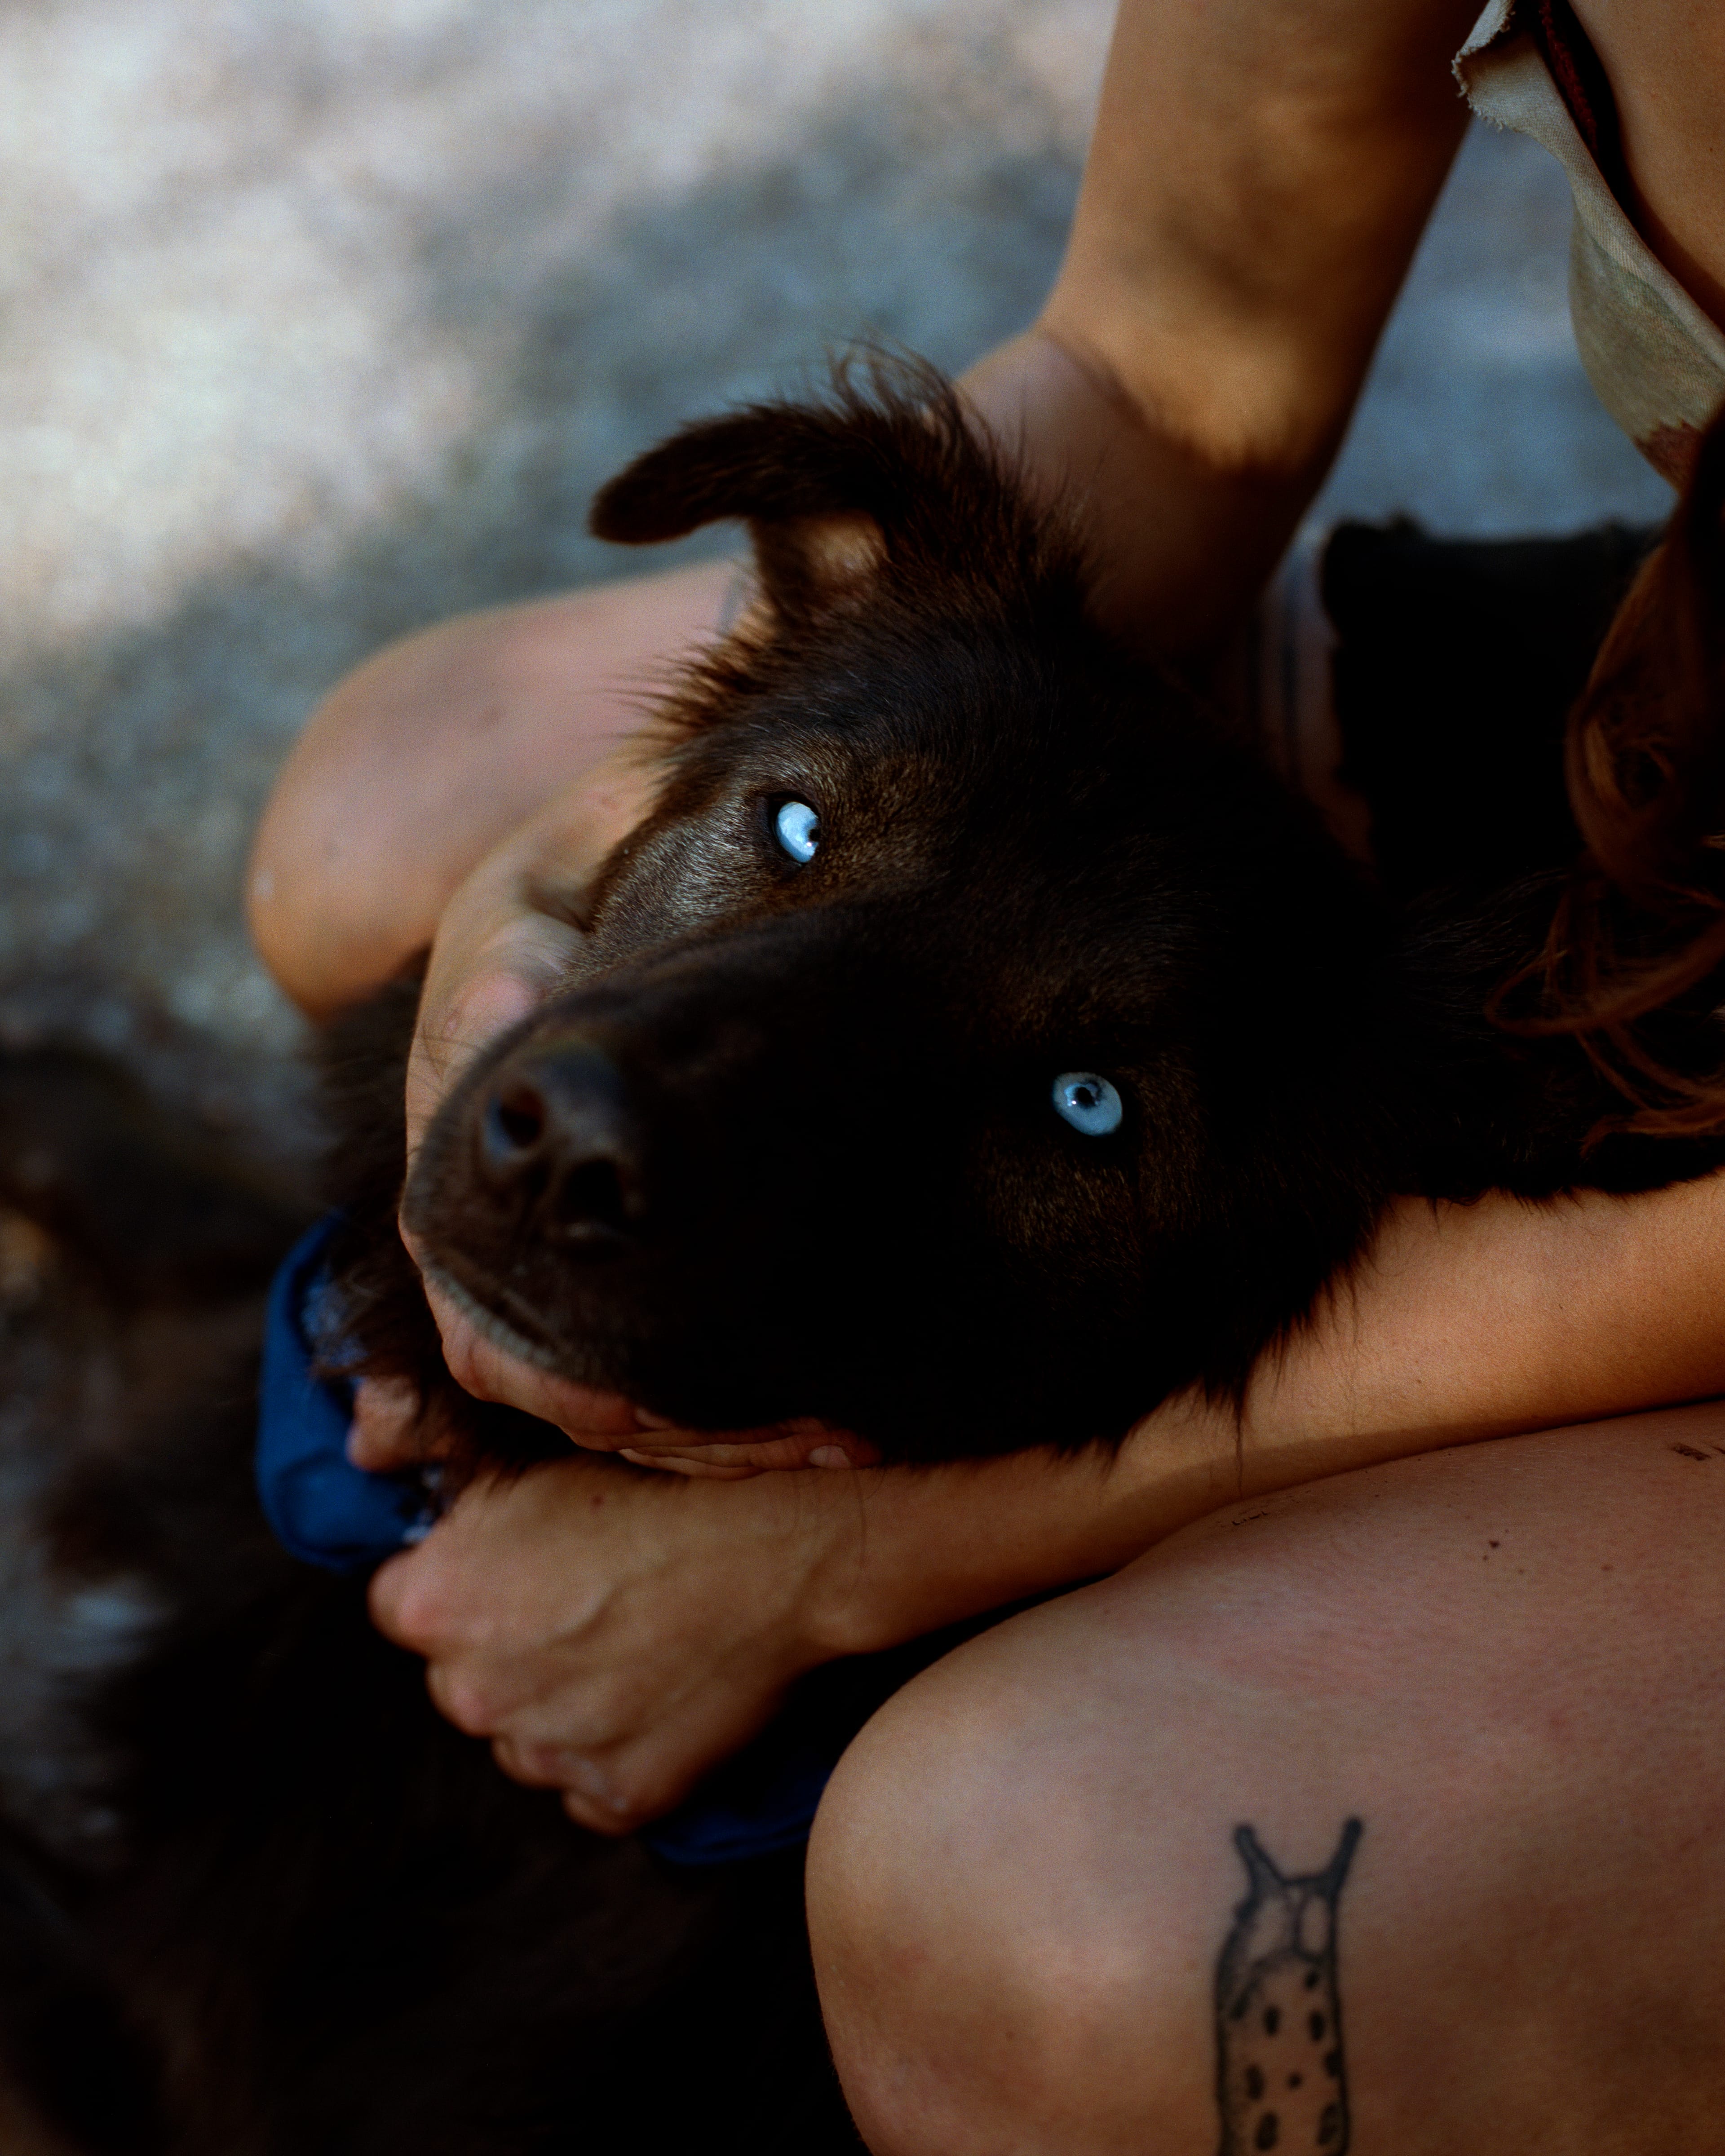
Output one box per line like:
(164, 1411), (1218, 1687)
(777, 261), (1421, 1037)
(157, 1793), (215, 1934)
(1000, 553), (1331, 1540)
(1052, 1073), (1123, 1136)
(774, 800), (820, 862)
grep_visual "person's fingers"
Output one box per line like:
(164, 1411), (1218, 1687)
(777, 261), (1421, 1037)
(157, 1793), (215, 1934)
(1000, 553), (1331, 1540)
(561, 1789), (637, 1837)
(368, 1542), (444, 1656)
(478, 1685), (748, 1836)
(403, 742), (662, 1158)
(368, 1526), (507, 1665)
(375, 1509), (626, 1735)
(496, 1692), (791, 1833)
(410, 1258), (880, 1468)
(385, 1539), (789, 1829)
(617, 1427), (884, 1476)
(616, 1451), (766, 1480)
(551, 1677), (791, 1831)
(347, 1375), (435, 1470)
(411, 1262), (642, 1435)
(491, 1740), (640, 1833)
(404, 929), (575, 1158)
(366, 1457), (833, 1836)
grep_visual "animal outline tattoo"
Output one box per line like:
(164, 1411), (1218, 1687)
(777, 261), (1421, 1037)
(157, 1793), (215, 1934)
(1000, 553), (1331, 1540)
(1214, 1818), (1362, 2154)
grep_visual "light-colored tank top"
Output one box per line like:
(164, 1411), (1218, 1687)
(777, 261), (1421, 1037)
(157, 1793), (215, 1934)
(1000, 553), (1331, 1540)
(1455, 0), (1725, 484)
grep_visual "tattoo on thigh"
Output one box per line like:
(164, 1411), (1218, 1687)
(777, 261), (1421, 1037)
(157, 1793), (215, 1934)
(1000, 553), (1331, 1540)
(1214, 1817), (1362, 2155)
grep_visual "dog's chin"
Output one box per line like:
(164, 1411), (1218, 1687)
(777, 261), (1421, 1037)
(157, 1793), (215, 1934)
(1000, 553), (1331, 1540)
(419, 1259), (584, 1379)
(418, 1252), (808, 1434)
(418, 1247), (1116, 1458)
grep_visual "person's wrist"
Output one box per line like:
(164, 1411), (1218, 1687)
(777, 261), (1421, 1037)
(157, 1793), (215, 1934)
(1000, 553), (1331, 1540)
(783, 1457), (1073, 1665)
(758, 1465), (928, 1666)
(957, 321), (1314, 660)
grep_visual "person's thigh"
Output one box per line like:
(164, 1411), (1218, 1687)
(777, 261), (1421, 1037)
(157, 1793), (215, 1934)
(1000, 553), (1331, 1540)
(250, 556), (738, 1014)
(809, 1403), (1725, 2155)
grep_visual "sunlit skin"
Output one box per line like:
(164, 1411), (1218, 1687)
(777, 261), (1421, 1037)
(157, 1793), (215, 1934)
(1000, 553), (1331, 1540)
(250, 1), (1725, 2144)
(1572, 0), (1725, 327)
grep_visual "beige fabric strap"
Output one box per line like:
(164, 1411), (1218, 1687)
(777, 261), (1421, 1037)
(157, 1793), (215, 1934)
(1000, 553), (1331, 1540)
(1456, 0), (1725, 484)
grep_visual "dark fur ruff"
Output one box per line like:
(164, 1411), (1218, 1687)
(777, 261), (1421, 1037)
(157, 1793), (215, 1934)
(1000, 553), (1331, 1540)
(341, 365), (1725, 1471)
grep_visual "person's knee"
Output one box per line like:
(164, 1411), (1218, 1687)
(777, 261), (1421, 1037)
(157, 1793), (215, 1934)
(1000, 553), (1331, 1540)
(250, 558), (737, 1015)
(807, 1621), (1224, 2156)
(807, 1519), (1417, 2152)
(249, 602), (548, 1012)
(809, 1427), (1725, 2152)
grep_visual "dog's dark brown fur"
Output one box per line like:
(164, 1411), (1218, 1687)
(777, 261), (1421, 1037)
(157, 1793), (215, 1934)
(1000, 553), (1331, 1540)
(3, 363), (1723, 2152)
(339, 365), (1725, 1471)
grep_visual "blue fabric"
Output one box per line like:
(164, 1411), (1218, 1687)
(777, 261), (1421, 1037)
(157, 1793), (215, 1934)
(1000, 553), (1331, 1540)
(256, 1212), (976, 1864)
(257, 1214), (438, 1573)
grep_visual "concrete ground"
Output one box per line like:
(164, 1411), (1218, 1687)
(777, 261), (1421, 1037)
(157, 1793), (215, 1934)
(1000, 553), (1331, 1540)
(0, 0), (1675, 1162)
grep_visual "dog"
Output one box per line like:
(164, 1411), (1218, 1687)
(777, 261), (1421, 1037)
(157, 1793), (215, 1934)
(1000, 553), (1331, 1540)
(345, 362), (1720, 1471)
(1, 360), (1717, 2153)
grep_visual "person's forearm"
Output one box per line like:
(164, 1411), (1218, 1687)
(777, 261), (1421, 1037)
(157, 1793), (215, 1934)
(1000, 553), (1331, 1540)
(1240, 1174), (1725, 1478)
(963, 0), (1479, 653)
(809, 1176), (1725, 1658)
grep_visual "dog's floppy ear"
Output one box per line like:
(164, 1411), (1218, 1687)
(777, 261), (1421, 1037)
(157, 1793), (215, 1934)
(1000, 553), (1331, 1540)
(588, 362), (993, 621)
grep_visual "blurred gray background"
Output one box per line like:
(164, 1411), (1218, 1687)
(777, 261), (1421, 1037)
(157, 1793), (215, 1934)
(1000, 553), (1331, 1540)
(0, 0), (1674, 1164)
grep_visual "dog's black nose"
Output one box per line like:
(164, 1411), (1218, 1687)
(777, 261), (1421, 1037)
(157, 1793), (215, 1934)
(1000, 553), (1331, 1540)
(476, 1044), (642, 1253)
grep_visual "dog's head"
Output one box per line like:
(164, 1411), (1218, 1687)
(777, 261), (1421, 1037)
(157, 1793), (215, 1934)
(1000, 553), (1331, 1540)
(402, 365), (1394, 1460)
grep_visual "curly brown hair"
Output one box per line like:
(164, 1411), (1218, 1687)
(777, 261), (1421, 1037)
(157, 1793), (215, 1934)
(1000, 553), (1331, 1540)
(1503, 406), (1725, 1136)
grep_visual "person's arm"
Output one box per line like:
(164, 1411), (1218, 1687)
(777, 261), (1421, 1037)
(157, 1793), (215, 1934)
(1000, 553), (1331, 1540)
(970, 0), (1482, 647)
(369, 1165), (1725, 1833)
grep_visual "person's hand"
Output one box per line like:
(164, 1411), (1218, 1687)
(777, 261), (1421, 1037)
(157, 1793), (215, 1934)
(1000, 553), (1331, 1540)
(366, 1447), (861, 1831)
(388, 740), (880, 1477)
(349, 1367), (877, 1478)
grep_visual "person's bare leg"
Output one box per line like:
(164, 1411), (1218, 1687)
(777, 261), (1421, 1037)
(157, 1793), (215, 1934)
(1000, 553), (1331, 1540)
(810, 1403), (1725, 2154)
(248, 559), (739, 1016)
